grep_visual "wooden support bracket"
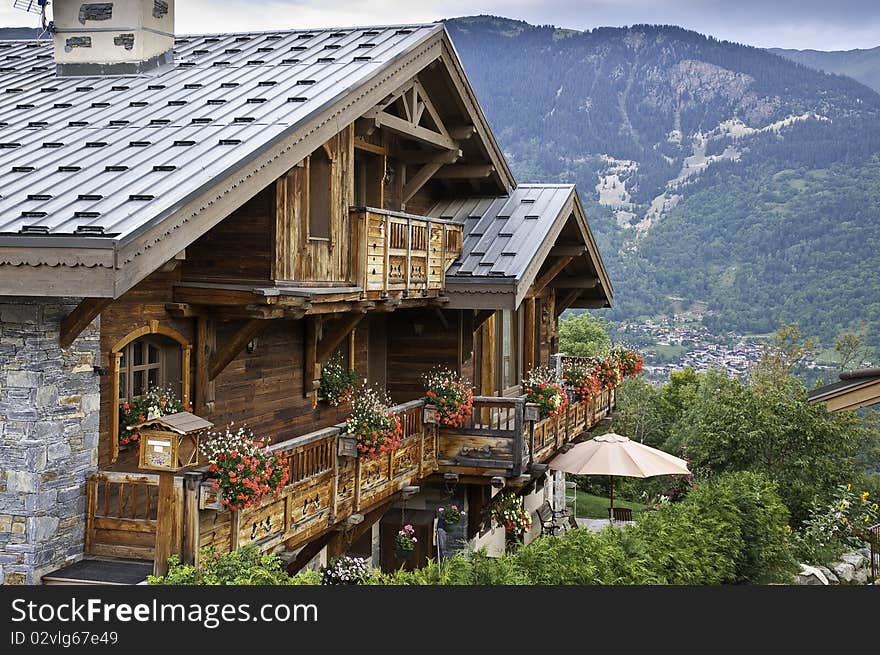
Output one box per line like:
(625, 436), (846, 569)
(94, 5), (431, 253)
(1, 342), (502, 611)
(209, 319), (268, 381)
(315, 313), (366, 363)
(402, 161), (443, 203)
(529, 256), (573, 297)
(60, 298), (112, 349)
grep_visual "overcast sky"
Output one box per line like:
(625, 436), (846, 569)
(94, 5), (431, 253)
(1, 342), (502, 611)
(2, 1), (878, 50)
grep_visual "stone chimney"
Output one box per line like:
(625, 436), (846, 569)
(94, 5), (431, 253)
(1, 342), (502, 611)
(52, 0), (175, 76)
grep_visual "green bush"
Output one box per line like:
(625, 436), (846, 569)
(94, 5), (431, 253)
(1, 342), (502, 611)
(148, 545), (313, 585)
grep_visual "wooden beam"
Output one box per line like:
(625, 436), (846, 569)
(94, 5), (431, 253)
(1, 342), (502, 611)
(396, 148), (461, 165)
(473, 308), (494, 329)
(555, 289), (581, 317)
(549, 277), (600, 289)
(550, 245), (587, 257)
(448, 125), (476, 140)
(209, 319), (267, 381)
(523, 297), (536, 373)
(286, 530), (334, 575)
(316, 314), (366, 363)
(434, 165), (495, 179)
(529, 256), (573, 296)
(371, 112), (458, 150)
(480, 314), (496, 397)
(353, 137), (386, 155)
(60, 298), (111, 349)
(402, 161), (443, 203)
(304, 317), (318, 401)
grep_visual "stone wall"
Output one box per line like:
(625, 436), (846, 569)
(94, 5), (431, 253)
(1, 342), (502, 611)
(0, 299), (100, 585)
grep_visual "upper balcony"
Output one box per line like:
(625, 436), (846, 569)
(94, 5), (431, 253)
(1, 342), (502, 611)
(349, 207), (463, 301)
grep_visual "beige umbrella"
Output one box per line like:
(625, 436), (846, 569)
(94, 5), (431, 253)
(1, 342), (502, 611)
(548, 432), (690, 517)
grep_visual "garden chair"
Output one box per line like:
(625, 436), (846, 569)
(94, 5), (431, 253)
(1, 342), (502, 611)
(608, 507), (633, 522)
(536, 500), (564, 536)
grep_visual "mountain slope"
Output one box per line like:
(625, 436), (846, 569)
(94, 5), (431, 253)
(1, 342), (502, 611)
(769, 46), (880, 94)
(444, 16), (880, 351)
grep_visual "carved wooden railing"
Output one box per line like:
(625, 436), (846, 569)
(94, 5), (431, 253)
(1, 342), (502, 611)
(439, 385), (617, 477)
(193, 399), (437, 560)
(350, 207), (463, 299)
(437, 396), (527, 476)
(85, 471), (162, 561)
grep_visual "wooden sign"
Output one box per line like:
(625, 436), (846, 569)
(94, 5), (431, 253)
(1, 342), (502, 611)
(423, 404), (439, 424)
(338, 435), (358, 458)
(525, 404), (541, 422)
(199, 481), (225, 511)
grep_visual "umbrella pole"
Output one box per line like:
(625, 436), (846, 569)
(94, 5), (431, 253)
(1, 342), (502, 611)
(609, 475), (614, 521)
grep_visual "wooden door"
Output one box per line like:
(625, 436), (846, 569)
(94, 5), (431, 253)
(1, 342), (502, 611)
(379, 508), (436, 572)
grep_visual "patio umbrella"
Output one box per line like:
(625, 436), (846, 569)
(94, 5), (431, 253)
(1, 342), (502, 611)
(548, 432), (690, 517)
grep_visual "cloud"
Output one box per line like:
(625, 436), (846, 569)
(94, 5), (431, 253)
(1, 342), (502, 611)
(1, 0), (877, 50)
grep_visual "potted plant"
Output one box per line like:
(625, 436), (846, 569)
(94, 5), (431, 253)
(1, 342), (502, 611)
(489, 492), (532, 536)
(593, 357), (622, 390)
(118, 385), (185, 450)
(612, 347), (644, 378)
(437, 504), (466, 532)
(423, 367), (474, 428)
(394, 524), (418, 560)
(524, 366), (568, 419)
(318, 353), (359, 407)
(200, 424), (289, 511)
(345, 386), (402, 458)
(564, 363), (602, 403)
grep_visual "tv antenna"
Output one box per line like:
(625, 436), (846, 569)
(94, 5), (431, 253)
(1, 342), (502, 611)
(11, 1), (51, 34)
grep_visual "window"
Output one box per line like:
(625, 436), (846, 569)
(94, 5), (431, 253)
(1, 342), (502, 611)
(308, 147), (331, 240)
(496, 309), (518, 393)
(118, 336), (181, 403)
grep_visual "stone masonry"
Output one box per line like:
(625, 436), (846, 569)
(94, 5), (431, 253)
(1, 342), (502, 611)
(0, 298), (100, 585)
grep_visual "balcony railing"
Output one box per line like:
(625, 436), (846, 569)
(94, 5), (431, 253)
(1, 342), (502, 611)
(439, 386), (617, 477)
(350, 207), (463, 299)
(86, 385), (615, 574)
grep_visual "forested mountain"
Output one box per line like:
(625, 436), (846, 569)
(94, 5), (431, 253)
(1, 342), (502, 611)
(770, 46), (880, 94)
(444, 16), (880, 353)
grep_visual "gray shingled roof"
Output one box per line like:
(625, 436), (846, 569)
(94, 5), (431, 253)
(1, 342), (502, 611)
(808, 369), (880, 403)
(0, 25), (439, 241)
(430, 184), (575, 279)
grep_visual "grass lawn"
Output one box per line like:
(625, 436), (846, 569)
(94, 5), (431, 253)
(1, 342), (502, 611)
(571, 490), (650, 519)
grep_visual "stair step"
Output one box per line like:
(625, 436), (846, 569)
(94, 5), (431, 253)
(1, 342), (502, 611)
(42, 558), (153, 586)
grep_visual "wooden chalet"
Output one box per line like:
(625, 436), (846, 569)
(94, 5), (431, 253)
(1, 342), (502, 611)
(808, 369), (880, 412)
(0, 2), (614, 585)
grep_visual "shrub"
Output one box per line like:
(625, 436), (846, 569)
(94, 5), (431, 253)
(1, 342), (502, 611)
(321, 556), (372, 585)
(148, 546), (297, 585)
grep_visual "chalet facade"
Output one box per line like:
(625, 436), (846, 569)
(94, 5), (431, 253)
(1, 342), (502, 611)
(0, 1), (613, 585)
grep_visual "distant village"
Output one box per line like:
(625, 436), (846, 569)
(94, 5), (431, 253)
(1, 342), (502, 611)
(612, 313), (837, 385)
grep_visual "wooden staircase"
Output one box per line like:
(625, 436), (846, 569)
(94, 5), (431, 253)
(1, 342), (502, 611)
(41, 558), (153, 586)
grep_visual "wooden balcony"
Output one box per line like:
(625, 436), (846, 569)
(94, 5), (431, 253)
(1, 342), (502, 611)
(350, 207), (463, 300)
(438, 387), (617, 479)
(85, 387), (615, 574)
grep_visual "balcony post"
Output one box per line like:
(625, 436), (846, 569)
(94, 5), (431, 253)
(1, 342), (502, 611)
(512, 399), (524, 477)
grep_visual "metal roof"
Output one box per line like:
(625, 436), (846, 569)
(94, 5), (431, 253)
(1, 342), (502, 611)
(0, 25), (441, 242)
(430, 184), (576, 279)
(808, 370), (880, 403)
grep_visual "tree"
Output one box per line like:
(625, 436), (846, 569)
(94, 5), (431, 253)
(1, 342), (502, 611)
(666, 369), (866, 523)
(615, 376), (661, 445)
(751, 323), (817, 390)
(834, 331), (869, 371)
(558, 312), (612, 357)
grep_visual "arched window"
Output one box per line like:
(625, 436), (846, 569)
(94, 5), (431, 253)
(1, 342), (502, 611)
(117, 335), (182, 402)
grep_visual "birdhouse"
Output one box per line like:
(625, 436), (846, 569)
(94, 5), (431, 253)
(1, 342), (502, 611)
(128, 412), (213, 472)
(525, 403), (541, 422)
(423, 403), (439, 425)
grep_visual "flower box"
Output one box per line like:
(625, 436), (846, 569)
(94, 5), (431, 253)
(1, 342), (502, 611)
(199, 480), (225, 511)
